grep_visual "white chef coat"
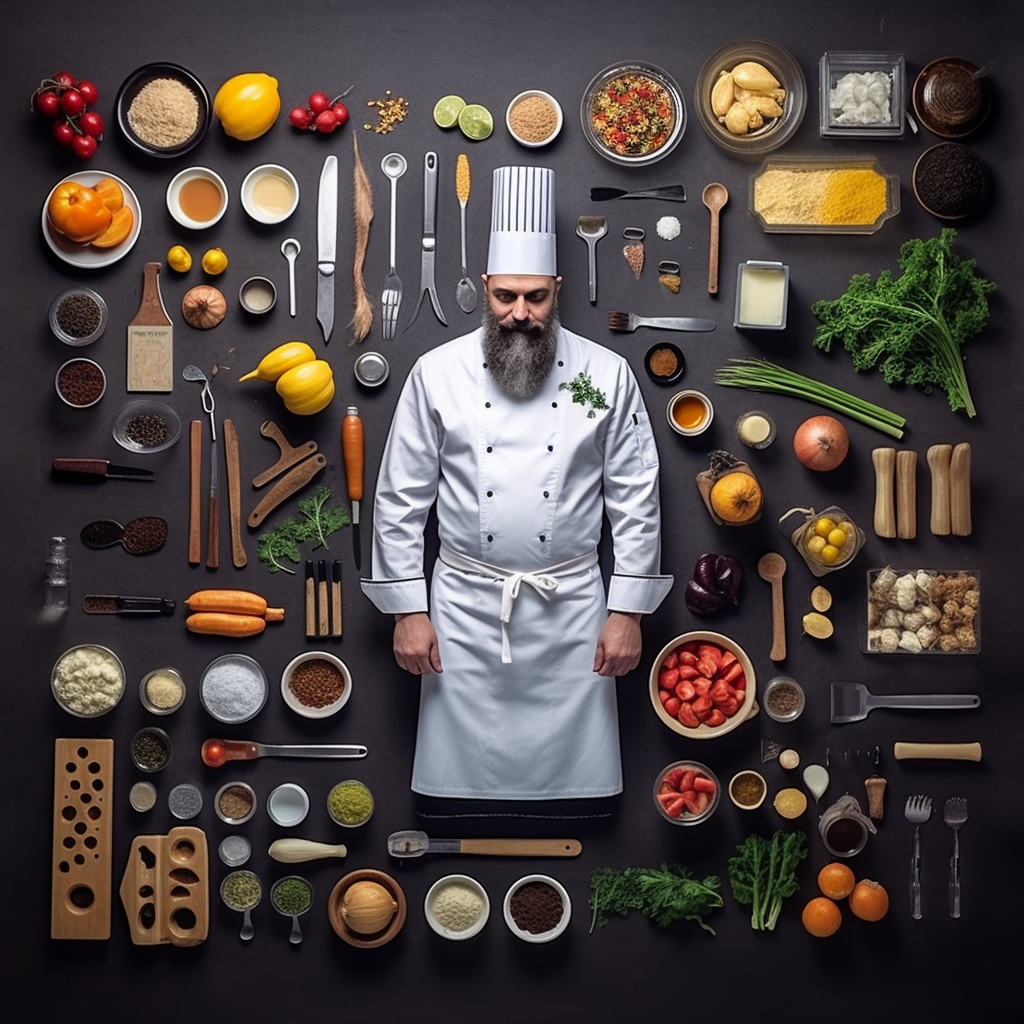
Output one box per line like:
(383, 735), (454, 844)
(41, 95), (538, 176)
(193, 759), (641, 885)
(361, 326), (673, 799)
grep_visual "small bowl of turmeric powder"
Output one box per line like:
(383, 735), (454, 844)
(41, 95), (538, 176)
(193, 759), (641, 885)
(506, 90), (563, 147)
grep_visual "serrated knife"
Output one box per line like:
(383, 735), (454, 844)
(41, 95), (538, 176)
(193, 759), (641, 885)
(317, 154), (338, 343)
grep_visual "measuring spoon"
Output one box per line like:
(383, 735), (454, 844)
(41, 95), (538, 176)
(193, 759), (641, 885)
(270, 875), (313, 946)
(281, 237), (300, 317)
(701, 182), (729, 294)
(221, 869), (262, 942)
(201, 737), (368, 766)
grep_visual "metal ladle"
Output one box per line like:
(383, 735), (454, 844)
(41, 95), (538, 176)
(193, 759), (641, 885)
(281, 237), (300, 317)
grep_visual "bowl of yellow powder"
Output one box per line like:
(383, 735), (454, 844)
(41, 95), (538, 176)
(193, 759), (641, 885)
(425, 874), (490, 940)
(749, 156), (900, 234)
(115, 62), (212, 158)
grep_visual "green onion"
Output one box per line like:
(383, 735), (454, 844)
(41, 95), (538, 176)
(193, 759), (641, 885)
(714, 358), (906, 440)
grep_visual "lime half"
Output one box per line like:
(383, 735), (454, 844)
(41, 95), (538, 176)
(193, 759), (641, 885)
(433, 95), (466, 129)
(458, 103), (493, 141)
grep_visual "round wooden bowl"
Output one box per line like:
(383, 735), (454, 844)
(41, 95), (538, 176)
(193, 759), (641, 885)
(328, 869), (407, 948)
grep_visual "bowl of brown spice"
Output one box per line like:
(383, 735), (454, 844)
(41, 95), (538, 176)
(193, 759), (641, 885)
(50, 287), (108, 346)
(112, 400), (182, 453)
(645, 342), (685, 385)
(281, 651), (352, 719)
(506, 90), (563, 147)
(115, 62), (212, 158)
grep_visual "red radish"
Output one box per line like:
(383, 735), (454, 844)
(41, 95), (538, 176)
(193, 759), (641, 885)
(793, 415), (850, 472)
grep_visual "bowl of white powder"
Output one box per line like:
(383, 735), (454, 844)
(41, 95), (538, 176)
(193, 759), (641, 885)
(199, 653), (268, 724)
(424, 874), (490, 940)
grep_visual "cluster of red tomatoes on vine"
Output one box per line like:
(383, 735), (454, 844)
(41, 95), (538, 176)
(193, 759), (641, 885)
(32, 71), (105, 159)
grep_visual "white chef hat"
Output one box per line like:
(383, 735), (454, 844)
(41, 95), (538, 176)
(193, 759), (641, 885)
(487, 166), (557, 277)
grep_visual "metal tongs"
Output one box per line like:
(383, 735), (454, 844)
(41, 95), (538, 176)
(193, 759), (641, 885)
(386, 830), (582, 859)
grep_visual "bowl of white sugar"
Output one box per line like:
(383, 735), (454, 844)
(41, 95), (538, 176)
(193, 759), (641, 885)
(199, 653), (268, 724)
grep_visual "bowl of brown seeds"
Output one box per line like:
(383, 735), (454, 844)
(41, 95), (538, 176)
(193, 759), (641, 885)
(115, 62), (211, 158)
(112, 400), (182, 453)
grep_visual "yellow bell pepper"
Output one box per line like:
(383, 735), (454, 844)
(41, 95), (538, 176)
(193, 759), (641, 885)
(276, 360), (335, 415)
(238, 341), (318, 383)
(213, 73), (281, 141)
(47, 181), (112, 243)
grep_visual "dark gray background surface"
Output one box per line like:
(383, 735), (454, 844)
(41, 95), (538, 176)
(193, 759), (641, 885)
(3, 2), (1020, 1021)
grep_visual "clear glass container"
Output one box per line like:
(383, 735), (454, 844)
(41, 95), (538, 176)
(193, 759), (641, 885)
(819, 51), (905, 138)
(44, 536), (70, 609)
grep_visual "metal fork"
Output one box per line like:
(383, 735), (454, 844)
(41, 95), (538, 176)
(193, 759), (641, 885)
(380, 153), (407, 340)
(905, 794), (932, 919)
(944, 797), (968, 919)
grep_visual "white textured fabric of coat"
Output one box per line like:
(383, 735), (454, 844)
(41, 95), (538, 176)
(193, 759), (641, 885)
(361, 326), (673, 799)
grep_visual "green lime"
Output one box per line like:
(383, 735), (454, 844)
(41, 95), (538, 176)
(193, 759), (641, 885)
(433, 95), (466, 129)
(458, 103), (493, 141)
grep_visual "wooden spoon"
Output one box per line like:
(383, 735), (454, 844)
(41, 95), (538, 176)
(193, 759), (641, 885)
(701, 182), (729, 294)
(757, 552), (787, 662)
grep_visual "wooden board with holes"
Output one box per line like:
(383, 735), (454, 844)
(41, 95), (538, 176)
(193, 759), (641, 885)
(51, 738), (114, 940)
(119, 827), (209, 946)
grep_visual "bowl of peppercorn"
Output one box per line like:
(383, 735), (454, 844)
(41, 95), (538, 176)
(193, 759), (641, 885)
(503, 874), (571, 943)
(281, 651), (352, 719)
(55, 357), (106, 408)
(111, 399), (182, 454)
(50, 287), (108, 346)
(912, 142), (990, 220)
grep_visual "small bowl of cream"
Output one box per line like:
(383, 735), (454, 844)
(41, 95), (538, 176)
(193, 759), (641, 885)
(241, 163), (299, 224)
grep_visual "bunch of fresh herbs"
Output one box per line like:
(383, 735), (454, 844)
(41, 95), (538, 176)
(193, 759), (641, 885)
(727, 829), (807, 931)
(559, 372), (609, 418)
(811, 228), (995, 417)
(588, 863), (723, 934)
(256, 486), (350, 574)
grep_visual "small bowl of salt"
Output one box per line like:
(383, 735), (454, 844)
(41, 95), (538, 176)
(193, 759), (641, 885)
(425, 874), (490, 940)
(199, 653), (268, 724)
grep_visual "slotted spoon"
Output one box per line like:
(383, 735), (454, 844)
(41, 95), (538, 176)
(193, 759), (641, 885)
(905, 794), (932, 919)
(943, 796), (968, 918)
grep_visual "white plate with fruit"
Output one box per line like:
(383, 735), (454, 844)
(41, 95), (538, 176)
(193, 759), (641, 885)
(41, 170), (142, 269)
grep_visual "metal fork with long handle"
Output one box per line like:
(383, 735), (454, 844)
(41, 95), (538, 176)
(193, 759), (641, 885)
(905, 794), (932, 919)
(944, 797), (968, 918)
(380, 153), (407, 340)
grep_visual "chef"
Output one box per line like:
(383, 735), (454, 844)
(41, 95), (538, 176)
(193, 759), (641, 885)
(362, 166), (672, 813)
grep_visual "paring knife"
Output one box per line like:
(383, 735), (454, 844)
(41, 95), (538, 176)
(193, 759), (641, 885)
(317, 153), (338, 343)
(342, 406), (364, 569)
(52, 458), (154, 481)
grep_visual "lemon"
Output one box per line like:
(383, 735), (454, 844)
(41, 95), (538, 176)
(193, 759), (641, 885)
(818, 544), (843, 565)
(167, 245), (192, 273)
(433, 94), (466, 129)
(458, 103), (493, 140)
(202, 247), (228, 275)
(826, 528), (847, 549)
(773, 787), (808, 819)
(813, 517), (836, 538)
(805, 535), (827, 557)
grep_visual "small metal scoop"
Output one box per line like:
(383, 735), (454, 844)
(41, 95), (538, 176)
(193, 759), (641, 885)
(280, 237), (300, 317)
(387, 829), (582, 859)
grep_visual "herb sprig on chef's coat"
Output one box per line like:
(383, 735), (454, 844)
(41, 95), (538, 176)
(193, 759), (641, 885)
(559, 373), (609, 418)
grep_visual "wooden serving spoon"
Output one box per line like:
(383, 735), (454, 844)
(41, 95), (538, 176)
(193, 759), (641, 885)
(701, 182), (729, 294)
(757, 552), (787, 662)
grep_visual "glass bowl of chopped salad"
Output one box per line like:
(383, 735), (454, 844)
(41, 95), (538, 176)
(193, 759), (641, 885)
(580, 61), (685, 166)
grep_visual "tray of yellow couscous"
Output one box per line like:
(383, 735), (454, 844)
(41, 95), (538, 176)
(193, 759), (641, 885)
(749, 156), (899, 234)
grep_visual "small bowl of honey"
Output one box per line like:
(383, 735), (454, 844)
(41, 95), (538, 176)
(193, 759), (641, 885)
(667, 389), (714, 436)
(166, 166), (228, 230)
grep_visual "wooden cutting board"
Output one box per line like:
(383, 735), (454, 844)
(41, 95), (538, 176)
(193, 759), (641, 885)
(119, 827), (209, 946)
(51, 738), (114, 940)
(127, 261), (173, 392)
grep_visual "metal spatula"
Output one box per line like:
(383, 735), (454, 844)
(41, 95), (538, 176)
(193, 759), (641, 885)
(830, 682), (980, 724)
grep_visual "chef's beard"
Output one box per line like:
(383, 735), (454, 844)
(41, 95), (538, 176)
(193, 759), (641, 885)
(482, 300), (559, 399)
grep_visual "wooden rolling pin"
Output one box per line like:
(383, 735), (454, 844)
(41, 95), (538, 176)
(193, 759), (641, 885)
(893, 741), (982, 762)
(927, 443), (953, 535)
(871, 447), (896, 538)
(896, 449), (917, 539)
(950, 442), (972, 536)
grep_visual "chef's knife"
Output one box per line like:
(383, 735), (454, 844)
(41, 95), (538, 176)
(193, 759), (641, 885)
(317, 154), (338, 343)
(52, 458), (154, 481)
(342, 406), (364, 569)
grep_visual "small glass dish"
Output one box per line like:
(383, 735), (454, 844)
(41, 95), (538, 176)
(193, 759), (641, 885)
(112, 400), (182, 454)
(200, 653), (268, 724)
(139, 667), (186, 714)
(694, 38), (806, 156)
(762, 676), (806, 722)
(219, 834), (252, 867)
(215, 781), (257, 825)
(733, 261), (789, 330)
(115, 62), (212, 158)
(736, 411), (776, 449)
(580, 61), (685, 166)
(819, 52), (905, 138)
(267, 782), (309, 827)
(912, 57), (992, 139)
(506, 90), (563, 147)
(50, 287), (108, 346)
(653, 760), (721, 825)
(55, 357), (106, 408)
(130, 726), (172, 772)
(52, 644), (125, 718)
(327, 780), (374, 827)
(781, 504), (865, 577)
(425, 874), (490, 941)
(750, 155), (900, 235)
(503, 874), (571, 943)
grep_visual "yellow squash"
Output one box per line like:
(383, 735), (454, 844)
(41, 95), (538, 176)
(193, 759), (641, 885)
(213, 72), (281, 141)
(276, 359), (335, 415)
(239, 341), (317, 383)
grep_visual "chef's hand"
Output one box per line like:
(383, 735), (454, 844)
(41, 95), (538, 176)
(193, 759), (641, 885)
(393, 612), (444, 675)
(593, 612), (642, 677)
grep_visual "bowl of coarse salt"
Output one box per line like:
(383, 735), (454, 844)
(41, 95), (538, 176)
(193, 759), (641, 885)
(200, 653), (268, 724)
(425, 874), (490, 940)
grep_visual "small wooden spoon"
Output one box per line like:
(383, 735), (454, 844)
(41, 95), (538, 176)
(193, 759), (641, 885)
(701, 182), (729, 294)
(757, 552), (787, 662)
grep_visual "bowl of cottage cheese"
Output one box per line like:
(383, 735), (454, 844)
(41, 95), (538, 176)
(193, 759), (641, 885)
(51, 644), (125, 717)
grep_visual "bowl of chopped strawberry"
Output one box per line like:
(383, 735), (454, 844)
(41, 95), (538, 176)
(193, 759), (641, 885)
(649, 631), (757, 738)
(654, 761), (721, 825)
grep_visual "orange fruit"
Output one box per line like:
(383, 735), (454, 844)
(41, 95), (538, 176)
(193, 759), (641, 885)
(90, 207), (134, 249)
(849, 879), (889, 921)
(817, 862), (856, 900)
(801, 896), (842, 938)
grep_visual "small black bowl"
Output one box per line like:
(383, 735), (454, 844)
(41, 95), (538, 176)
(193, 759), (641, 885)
(116, 62), (212, 158)
(644, 342), (685, 385)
